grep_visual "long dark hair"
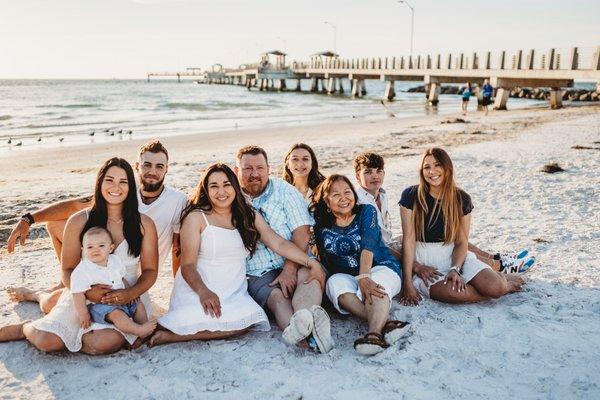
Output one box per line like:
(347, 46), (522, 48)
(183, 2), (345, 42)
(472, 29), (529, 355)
(282, 143), (326, 191)
(81, 157), (143, 257)
(181, 163), (260, 256)
(311, 174), (360, 229)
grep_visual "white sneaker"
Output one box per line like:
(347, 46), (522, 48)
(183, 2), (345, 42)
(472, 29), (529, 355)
(282, 309), (313, 346)
(310, 305), (334, 353)
(500, 249), (535, 274)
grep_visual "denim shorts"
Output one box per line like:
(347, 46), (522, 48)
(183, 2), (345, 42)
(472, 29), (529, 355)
(247, 269), (282, 309)
(88, 302), (138, 324)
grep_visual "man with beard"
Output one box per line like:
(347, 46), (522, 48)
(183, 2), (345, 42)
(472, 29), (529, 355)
(6, 140), (187, 315)
(234, 146), (333, 353)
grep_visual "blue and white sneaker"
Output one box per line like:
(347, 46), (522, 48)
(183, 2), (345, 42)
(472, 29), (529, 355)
(500, 249), (535, 274)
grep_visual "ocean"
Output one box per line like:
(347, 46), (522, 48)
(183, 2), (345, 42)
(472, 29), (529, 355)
(0, 78), (565, 154)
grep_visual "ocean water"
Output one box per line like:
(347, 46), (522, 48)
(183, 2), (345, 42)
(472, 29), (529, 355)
(0, 79), (556, 153)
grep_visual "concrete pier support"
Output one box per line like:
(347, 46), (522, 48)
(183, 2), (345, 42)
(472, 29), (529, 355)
(493, 88), (510, 110)
(360, 80), (367, 96)
(295, 79), (302, 91)
(384, 81), (396, 101)
(427, 82), (440, 105)
(549, 88), (564, 109)
(259, 79), (267, 91)
(337, 79), (344, 94)
(310, 78), (318, 92)
(327, 78), (336, 94)
(351, 79), (360, 98)
(278, 79), (286, 92)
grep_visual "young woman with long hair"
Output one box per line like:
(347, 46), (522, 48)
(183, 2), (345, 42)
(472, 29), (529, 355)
(0, 157), (159, 354)
(282, 143), (326, 204)
(399, 148), (524, 306)
(312, 174), (409, 356)
(149, 163), (332, 350)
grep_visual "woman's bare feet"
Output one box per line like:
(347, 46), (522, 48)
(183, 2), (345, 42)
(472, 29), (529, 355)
(0, 321), (29, 342)
(506, 275), (525, 293)
(148, 330), (176, 347)
(6, 287), (40, 303)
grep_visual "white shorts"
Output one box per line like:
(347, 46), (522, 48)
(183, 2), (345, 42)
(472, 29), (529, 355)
(325, 265), (402, 315)
(413, 242), (492, 298)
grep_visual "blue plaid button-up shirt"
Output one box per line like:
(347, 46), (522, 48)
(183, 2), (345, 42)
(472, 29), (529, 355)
(246, 177), (314, 277)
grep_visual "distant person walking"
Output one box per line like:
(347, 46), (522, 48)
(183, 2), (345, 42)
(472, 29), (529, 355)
(481, 79), (494, 115)
(461, 82), (472, 116)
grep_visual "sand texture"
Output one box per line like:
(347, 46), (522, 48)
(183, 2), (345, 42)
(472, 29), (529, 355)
(1, 105), (599, 399)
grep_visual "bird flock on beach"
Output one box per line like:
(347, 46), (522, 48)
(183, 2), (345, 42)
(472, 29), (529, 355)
(6, 129), (134, 148)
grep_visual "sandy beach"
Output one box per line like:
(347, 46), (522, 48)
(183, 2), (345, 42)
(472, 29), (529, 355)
(1, 104), (599, 399)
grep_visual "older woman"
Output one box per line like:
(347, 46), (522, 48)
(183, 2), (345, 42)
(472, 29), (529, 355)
(0, 158), (158, 354)
(312, 174), (409, 356)
(149, 163), (332, 351)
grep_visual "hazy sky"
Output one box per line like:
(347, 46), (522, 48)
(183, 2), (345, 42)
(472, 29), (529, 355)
(2, 0), (599, 78)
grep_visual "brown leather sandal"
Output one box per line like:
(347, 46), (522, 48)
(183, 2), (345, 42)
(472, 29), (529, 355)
(382, 320), (411, 346)
(354, 332), (388, 356)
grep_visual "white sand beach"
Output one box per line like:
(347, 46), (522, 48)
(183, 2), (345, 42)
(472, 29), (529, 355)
(1, 105), (599, 399)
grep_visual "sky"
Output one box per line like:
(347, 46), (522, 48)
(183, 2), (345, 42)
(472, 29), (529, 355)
(1, 0), (599, 79)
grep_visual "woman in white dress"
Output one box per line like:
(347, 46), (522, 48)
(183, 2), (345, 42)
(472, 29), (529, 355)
(149, 163), (325, 346)
(0, 158), (159, 354)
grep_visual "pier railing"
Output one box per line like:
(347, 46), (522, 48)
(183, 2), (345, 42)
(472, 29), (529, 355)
(294, 46), (599, 72)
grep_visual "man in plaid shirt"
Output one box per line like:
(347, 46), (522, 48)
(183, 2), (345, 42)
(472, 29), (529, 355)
(234, 146), (333, 353)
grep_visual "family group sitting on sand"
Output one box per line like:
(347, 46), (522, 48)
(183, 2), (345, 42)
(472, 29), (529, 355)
(1, 140), (535, 356)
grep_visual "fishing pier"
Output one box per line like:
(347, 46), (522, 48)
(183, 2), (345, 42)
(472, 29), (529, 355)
(148, 46), (600, 110)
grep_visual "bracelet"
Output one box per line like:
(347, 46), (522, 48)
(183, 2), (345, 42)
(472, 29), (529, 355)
(449, 266), (462, 275)
(355, 273), (371, 281)
(21, 213), (35, 225)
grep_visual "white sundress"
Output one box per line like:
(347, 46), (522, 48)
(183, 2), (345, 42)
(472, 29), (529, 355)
(30, 240), (152, 352)
(159, 213), (270, 335)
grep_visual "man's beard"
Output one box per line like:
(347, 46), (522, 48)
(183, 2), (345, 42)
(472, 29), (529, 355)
(140, 178), (164, 192)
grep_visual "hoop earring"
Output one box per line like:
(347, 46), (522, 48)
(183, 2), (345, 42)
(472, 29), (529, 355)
(326, 206), (331, 213)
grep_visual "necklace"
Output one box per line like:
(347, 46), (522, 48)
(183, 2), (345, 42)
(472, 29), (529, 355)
(108, 218), (123, 224)
(140, 186), (165, 203)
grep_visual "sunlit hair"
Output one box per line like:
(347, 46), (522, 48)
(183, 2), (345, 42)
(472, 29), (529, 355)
(139, 139), (169, 161)
(82, 158), (143, 257)
(282, 143), (326, 192)
(414, 148), (463, 244)
(181, 163), (260, 256)
(311, 174), (360, 229)
(353, 152), (384, 174)
(82, 226), (113, 243)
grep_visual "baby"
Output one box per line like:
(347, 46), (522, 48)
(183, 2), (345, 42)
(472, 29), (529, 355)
(71, 226), (156, 339)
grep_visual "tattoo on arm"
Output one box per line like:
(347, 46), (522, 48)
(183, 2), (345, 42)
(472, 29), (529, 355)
(79, 196), (93, 203)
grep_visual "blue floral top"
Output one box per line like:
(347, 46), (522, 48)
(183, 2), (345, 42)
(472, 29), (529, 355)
(314, 204), (402, 276)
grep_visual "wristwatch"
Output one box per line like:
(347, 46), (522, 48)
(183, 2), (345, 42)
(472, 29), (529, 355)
(21, 213), (35, 225)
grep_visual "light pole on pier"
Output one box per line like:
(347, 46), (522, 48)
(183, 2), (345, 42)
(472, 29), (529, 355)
(398, 0), (414, 57)
(323, 21), (337, 53)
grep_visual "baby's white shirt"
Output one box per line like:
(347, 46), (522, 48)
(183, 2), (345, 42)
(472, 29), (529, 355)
(70, 254), (127, 294)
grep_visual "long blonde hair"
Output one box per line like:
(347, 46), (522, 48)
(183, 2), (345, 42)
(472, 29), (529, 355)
(414, 148), (463, 244)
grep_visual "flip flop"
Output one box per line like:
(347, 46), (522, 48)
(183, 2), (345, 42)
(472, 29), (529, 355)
(354, 332), (388, 356)
(382, 320), (411, 346)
